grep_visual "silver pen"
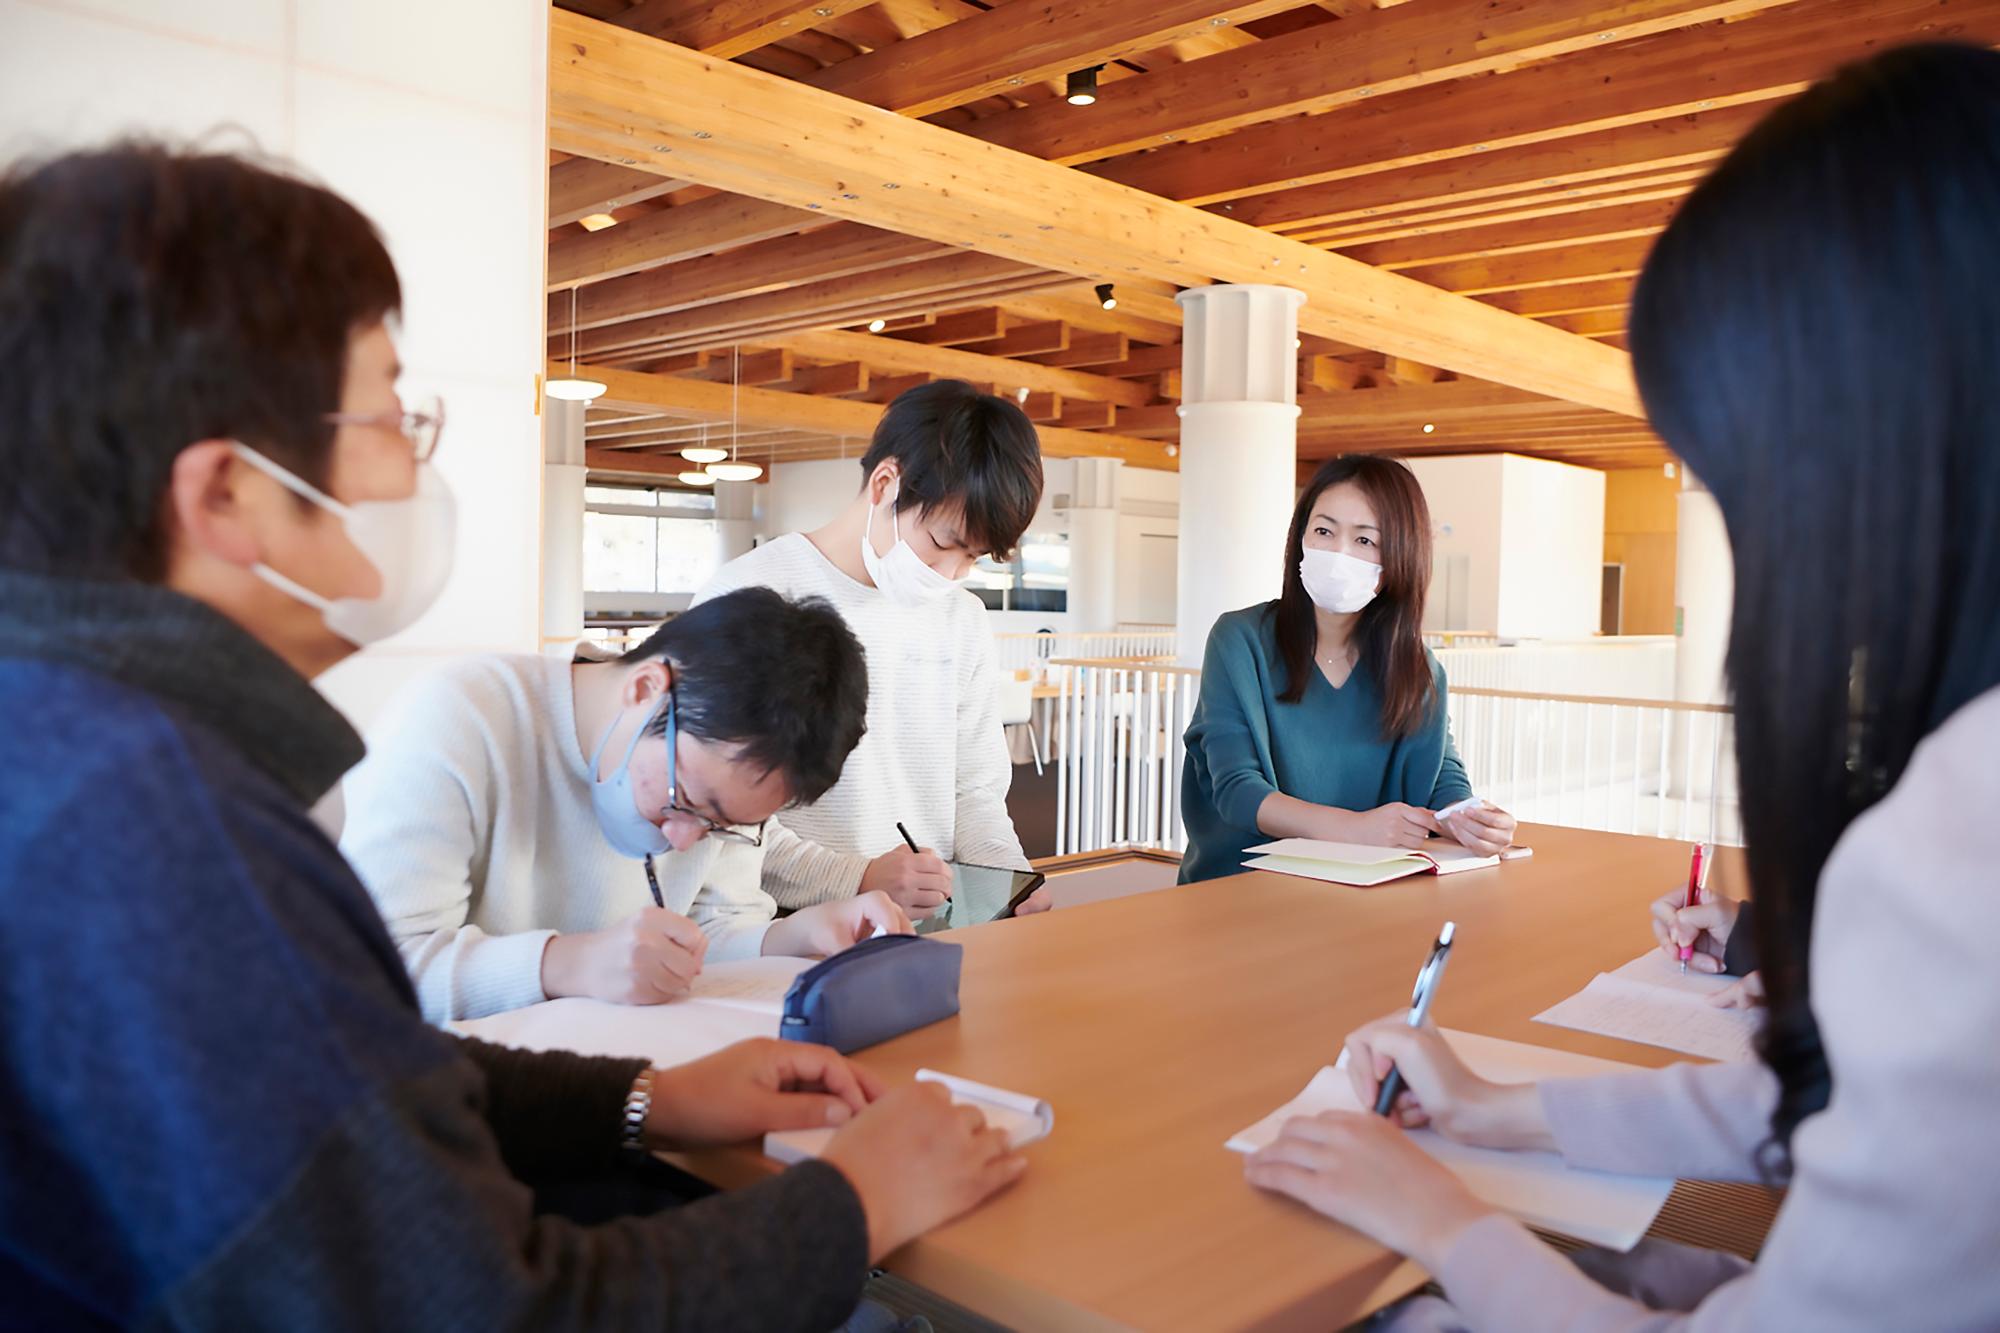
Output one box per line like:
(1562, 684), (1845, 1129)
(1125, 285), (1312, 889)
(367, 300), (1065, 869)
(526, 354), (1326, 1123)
(1374, 921), (1456, 1117)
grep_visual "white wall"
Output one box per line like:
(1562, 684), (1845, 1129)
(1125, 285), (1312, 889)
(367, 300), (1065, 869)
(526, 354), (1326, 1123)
(1409, 455), (1607, 640)
(1496, 455), (1606, 640)
(1115, 466), (1180, 627)
(761, 457), (861, 540)
(1, 0), (551, 729)
(1409, 456), (1507, 634)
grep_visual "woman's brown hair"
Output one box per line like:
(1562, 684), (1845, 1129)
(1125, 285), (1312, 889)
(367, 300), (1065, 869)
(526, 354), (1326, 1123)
(1270, 455), (1436, 738)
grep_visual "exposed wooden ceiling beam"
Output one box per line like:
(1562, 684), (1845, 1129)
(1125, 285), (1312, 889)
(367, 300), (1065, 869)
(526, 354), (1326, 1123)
(550, 13), (1642, 414)
(995, 292), (1184, 347)
(765, 327), (1155, 407)
(895, 309), (1006, 345)
(1027, 331), (1130, 368)
(1481, 277), (1637, 319)
(1302, 175), (1698, 249)
(610, 0), (877, 58)
(575, 252), (1056, 358)
(549, 157), (687, 228)
(568, 223), (945, 329)
(802, 0), (1301, 118)
(565, 360), (1178, 468)
(1401, 234), (1656, 297)
(965, 0), (1794, 166)
(1227, 104), (1762, 233)
(1094, 0), (1996, 204)
(1336, 197), (1680, 270)
(549, 195), (814, 288)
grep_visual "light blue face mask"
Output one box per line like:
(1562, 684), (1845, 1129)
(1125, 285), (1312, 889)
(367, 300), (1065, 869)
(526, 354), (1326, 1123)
(588, 691), (674, 859)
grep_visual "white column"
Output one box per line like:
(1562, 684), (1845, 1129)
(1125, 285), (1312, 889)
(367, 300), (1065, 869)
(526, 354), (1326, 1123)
(712, 479), (758, 565)
(1674, 472), (1734, 704)
(1065, 457), (1121, 632)
(1173, 285), (1305, 665)
(540, 399), (587, 653)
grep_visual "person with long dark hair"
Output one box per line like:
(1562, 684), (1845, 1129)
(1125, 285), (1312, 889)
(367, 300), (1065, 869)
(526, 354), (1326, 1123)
(1177, 455), (1517, 884)
(1240, 43), (2000, 1329)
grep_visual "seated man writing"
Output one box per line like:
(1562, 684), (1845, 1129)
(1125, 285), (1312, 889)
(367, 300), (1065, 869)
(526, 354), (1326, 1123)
(341, 589), (908, 1022)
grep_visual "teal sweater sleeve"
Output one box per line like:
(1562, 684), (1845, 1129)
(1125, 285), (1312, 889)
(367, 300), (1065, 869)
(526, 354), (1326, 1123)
(1188, 613), (1282, 830)
(1425, 661), (1476, 808)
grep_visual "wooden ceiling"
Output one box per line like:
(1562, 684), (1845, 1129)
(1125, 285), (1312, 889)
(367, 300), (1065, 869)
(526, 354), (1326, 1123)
(547, 0), (2000, 482)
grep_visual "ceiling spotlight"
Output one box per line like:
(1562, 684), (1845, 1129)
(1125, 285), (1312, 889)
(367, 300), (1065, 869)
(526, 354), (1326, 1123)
(678, 470), (716, 487)
(681, 445), (728, 464)
(1094, 282), (1117, 310)
(867, 317), (888, 333)
(1015, 386), (1031, 403)
(1421, 423), (1436, 434)
(706, 460), (765, 482)
(1066, 65), (1103, 106)
(577, 212), (619, 232)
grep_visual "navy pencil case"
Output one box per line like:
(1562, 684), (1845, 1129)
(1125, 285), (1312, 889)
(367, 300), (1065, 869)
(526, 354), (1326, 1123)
(779, 933), (963, 1053)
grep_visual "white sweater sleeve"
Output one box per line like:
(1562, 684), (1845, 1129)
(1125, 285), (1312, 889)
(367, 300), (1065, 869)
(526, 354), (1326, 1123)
(338, 674), (554, 1023)
(951, 607), (1029, 870)
(756, 817), (871, 910)
(687, 837), (778, 962)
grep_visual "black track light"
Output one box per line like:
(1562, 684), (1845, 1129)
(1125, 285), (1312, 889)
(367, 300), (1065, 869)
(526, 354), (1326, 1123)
(1066, 65), (1103, 106)
(1095, 282), (1117, 311)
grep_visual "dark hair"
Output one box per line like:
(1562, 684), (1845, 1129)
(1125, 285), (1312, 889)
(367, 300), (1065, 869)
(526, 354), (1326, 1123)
(1271, 456), (1437, 737)
(859, 379), (1044, 557)
(623, 588), (868, 804)
(0, 142), (401, 579)
(1630, 43), (2000, 1166)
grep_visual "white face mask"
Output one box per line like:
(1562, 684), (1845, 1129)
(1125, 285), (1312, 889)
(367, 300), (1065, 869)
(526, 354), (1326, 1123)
(232, 444), (457, 646)
(1299, 547), (1381, 614)
(859, 481), (964, 606)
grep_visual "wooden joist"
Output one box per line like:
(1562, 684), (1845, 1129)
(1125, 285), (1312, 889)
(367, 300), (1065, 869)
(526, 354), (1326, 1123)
(610, 0), (878, 58)
(564, 361), (1178, 468)
(550, 13), (1643, 414)
(765, 327), (1155, 407)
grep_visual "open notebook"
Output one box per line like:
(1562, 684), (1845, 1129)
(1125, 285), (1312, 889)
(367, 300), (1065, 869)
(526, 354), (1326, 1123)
(451, 956), (812, 1070)
(1227, 1030), (1673, 1251)
(1535, 950), (1762, 1062)
(1244, 837), (1528, 887)
(766, 1070), (1054, 1165)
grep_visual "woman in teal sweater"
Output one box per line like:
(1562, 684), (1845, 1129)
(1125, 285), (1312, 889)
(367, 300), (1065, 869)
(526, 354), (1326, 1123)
(1179, 456), (1515, 883)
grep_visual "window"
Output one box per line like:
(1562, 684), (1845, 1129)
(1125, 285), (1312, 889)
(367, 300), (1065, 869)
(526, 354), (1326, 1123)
(970, 532), (1069, 612)
(583, 484), (722, 597)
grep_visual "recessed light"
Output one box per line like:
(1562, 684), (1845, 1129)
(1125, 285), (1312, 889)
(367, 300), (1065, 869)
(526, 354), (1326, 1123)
(867, 318), (887, 333)
(578, 212), (618, 232)
(1422, 423), (1436, 434)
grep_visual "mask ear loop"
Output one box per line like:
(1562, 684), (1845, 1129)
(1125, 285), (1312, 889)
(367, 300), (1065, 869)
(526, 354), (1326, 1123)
(589, 688), (670, 785)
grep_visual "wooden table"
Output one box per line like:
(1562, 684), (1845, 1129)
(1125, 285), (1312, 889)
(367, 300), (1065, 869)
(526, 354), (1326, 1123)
(679, 825), (1755, 1332)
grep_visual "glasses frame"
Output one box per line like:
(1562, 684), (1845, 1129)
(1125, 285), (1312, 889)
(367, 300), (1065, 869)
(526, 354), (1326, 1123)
(323, 392), (446, 462)
(664, 687), (766, 848)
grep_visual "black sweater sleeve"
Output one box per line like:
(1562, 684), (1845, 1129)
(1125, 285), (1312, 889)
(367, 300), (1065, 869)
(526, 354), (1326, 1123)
(1722, 912), (1759, 976)
(457, 1036), (645, 1179)
(155, 1056), (873, 1333)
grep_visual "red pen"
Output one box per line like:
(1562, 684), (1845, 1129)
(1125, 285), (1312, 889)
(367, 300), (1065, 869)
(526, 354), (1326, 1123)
(1678, 842), (1711, 973)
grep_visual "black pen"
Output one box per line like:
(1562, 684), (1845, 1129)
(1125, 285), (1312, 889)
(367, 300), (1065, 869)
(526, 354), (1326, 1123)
(643, 854), (666, 909)
(1375, 921), (1456, 1116)
(896, 821), (921, 854)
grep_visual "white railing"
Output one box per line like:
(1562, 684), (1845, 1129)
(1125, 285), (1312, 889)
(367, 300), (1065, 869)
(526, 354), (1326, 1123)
(993, 630), (1179, 687)
(1051, 662), (1739, 858)
(1433, 636), (1678, 700)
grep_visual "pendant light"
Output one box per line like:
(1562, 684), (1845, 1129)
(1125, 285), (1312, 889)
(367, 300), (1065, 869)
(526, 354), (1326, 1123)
(546, 286), (606, 402)
(705, 346), (764, 482)
(680, 424), (727, 466)
(677, 470), (716, 487)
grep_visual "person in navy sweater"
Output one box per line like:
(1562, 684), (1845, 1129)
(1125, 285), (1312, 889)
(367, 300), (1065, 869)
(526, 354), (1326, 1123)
(0, 143), (1022, 1330)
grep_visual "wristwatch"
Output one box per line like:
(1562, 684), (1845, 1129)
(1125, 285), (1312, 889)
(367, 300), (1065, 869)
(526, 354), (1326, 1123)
(622, 1067), (656, 1152)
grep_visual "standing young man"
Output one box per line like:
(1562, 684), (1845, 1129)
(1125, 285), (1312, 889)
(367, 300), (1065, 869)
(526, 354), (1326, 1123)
(695, 381), (1041, 919)
(339, 588), (911, 1023)
(0, 143), (1020, 1330)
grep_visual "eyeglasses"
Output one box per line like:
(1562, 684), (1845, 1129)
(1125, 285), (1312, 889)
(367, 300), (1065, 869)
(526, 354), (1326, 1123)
(664, 687), (766, 848)
(323, 393), (446, 462)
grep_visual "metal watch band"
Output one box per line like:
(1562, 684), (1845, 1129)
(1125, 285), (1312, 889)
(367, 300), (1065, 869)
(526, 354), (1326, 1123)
(622, 1066), (656, 1152)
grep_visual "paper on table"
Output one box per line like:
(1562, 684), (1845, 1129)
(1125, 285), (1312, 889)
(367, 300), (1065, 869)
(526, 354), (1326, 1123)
(1534, 951), (1760, 1062)
(1227, 1030), (1673, 1251)
(451, 959), (813, 1069)
(765, 1069), (1054, 1165)
(684, 956), (814, 1012)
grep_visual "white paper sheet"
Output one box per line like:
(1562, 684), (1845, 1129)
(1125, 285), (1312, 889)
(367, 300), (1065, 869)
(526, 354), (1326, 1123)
(1534, 951), (1761, 1062)
(765, 1068), (1054, 1164)
(450, 958), (812, 1070)
(1227, 1030), (1674, 1251)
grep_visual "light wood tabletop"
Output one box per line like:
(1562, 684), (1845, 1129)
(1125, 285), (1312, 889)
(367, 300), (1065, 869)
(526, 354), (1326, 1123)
(675, 825), (1756, 1332)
